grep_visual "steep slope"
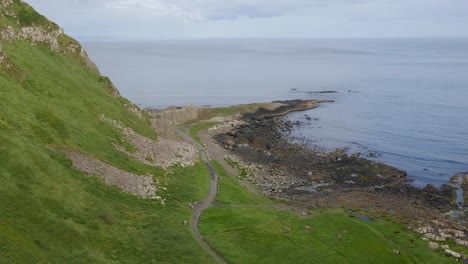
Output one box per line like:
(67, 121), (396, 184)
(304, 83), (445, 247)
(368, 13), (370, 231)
(0, 1), (213, 263)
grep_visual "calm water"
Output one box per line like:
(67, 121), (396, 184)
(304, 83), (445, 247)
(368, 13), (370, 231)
(84, 39), (468, 186)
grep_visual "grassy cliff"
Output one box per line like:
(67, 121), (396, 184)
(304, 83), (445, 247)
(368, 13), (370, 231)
(0, 1), (465, 263)
(0, 1), (213, 263)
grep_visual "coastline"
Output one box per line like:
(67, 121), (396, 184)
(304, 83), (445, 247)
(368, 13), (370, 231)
(150, 99), (468, 257)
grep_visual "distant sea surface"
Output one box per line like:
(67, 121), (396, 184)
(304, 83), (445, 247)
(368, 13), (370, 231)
(84, 38), (468, 186)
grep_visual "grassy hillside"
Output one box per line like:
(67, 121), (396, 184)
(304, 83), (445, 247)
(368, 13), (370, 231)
(1, 1), (465, 263)
(0, 2), (213, 263)
(200, 161), (458, 264)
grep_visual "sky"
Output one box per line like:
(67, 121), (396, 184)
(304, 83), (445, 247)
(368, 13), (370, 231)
(25, 0), (468, 40)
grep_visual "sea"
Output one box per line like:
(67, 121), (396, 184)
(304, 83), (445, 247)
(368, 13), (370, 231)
(83, 38), (468, 187)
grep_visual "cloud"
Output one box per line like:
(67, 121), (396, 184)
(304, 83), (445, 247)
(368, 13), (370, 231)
(34, 0), (364, 21)
(66, 0), (468, 22)
(24, 0), (468, 39)
(27, 0), (468, 21)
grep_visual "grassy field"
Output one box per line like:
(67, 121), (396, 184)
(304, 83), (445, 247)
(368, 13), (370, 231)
(200, 161), (459, 264)
(0, 38), (214, 263)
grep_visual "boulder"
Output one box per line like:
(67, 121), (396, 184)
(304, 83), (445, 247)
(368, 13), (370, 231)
(428, 242), (439, 249)
(444, 249), (461, 259)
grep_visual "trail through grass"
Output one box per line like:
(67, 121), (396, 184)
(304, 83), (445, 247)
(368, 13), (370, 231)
(200, 159), (458, 264)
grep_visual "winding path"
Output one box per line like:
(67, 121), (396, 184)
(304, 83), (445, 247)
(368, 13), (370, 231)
(177, 128), (227, 264)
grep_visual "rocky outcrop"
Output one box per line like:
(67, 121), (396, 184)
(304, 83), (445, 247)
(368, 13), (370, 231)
(125, 103), (144, 119)
(66, 150), (158, 199)
(242, 99), (333, 121)
(0, 0), (13, 8)
(0, 1), (99, 73)
(79, 47), (100, 73)
(100, 115), (197, 169)
(0, 0), (14, 16)
(1, 25), (61, 51)
(148, 106), (199, 132)
(0, 44), (5, 65)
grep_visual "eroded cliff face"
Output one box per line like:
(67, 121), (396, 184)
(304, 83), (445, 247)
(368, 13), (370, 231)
(0, 0), (99, 73)
(148, 106), (200, 132)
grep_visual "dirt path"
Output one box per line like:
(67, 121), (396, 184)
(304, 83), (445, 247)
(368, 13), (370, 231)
(177, 128), (227, 264)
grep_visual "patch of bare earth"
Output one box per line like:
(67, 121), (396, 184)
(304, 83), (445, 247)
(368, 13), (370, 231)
(100, 115), (197, 169)
(65, 150), (157, 199)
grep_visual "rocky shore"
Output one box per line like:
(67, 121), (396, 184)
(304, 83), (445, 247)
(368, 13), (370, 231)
(201, 99), (468, 258)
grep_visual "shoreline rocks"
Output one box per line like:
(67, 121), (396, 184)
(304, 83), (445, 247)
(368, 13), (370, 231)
(206, 100), (467, 254)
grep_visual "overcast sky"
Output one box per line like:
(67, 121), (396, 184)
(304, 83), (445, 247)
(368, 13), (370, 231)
(25, 0), (468, 40)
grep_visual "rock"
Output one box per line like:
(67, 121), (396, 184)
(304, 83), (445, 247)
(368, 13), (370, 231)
(441, 245), (450, 249)
(66, 150), (157, 199)
(455, 239), (468, 247)
(428, 242), (439, 249)
(440, 184), (457, 200)
(445, 249), (461, 259)
(416, 225), (429, 234)
(148, 106), (199, 131)
(392, 250), (400, 255)
(303, 225), (311, 230)
(283, 227), (292, 232)
(424, 233), (446, 241)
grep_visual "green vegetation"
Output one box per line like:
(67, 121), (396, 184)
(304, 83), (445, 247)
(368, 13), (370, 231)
(0, 38), (212, 263)
(3, 0), (51, 28)
(199, 160), (458, 264)
(189, 122), (220, 144)
(13, 1), (49, 26)
(199, 104), (263, 120)
(0, 159), (213, 263)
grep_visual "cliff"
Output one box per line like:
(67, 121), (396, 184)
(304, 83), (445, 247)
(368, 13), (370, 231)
(0, 0), (99, 73)
(148, 105), (199, 132)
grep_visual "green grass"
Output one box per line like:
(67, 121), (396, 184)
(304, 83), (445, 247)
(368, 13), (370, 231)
(189, 122), (220, 144)
(200, 207), (457, 264)
(0, 39), (214, 263)
(13, 1), (49, 26)
(199, 161), (459, 264)
(199, 105), (262, 120)
(3, 0), (52, 28)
